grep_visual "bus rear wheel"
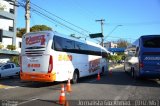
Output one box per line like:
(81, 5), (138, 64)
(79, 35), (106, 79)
(71, 71), (79, 84)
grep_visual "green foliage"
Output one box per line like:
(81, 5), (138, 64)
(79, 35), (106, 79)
(117, 39), (130, 48)
(10, 56), (19, 66)
(0, 3), (6, 10)
(7, 45), (16, 50)
(30, 25), (52, 32)
(108, 54), (122, 61)
(16, 25), (53, 38)
(0, 43), (4, 49)
(16, 28), (26, 38)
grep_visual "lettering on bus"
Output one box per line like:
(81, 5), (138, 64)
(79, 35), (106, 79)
(89, 59), (100, 73)
(26, 35), (46, 45)
(58, 54), (72, 61)
(28, 64), (40, 68)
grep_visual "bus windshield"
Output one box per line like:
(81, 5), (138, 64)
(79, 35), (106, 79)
(142, 36), (160, 48)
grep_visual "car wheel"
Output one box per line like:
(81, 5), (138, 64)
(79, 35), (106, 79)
(71, 71), (79, 84)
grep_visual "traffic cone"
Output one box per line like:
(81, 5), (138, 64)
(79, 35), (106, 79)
(66, 78), (72, 93)
(59, 84), (66, 105)
(64, 100), (69, 106)
(97, 72), (101, 80)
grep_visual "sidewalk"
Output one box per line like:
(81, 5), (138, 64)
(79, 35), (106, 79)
(109, 63), (124, 70)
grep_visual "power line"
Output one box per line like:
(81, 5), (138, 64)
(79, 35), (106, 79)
(17, 1), (89, 37)
(106, 36), (136, 40)
(105, 21), (160, 26)
(17, 1), (102, 43)
(30, 2), (91, 34)
(30, 8), (88, 37)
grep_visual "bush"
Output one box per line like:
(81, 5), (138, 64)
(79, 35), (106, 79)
(7, 45), (16, 50)
(10, 56), (19, 66)
(0, 43), (4, 49)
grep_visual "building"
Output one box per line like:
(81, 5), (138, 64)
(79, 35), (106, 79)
(104, 42), (117, 49)
(0, 0), (21, 63)
(0, 0), (17, 46)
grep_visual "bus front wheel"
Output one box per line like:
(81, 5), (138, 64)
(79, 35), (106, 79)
(71, 71), (79, 84)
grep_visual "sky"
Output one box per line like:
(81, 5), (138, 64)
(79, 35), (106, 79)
(17, 0), (160, 43)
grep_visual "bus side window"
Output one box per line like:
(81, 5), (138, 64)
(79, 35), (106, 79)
(75, 42), (88, 54)
(63, 39), (74, 52)
(54, 36), (63, 51)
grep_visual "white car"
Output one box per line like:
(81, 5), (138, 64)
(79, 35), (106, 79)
(0, 63), (20, 78)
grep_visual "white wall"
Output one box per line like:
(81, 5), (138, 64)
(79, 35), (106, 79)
(2, 37), (22, 53)
(0, 18), (13, 31)
(0, 0), (14, 31)
(0, 0), (14, 12)
(16, 37), (22, 52)
(2, 38), (12, 48)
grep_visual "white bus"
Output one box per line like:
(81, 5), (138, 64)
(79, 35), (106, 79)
(20, 31), (109, 83)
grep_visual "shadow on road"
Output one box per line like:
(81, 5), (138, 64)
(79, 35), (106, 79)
(0, 64), (159, 88)
(0, 76), (64, 89)
(78, 65), (160, 88)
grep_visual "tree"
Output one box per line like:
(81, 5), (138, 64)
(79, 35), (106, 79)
(116, 39), (130, 58)
(17, 28), (26, 38)
(117, 39), (130, 48)
(10, 56), (19, 66)
(16, 25), (52, 38)
(30, 25), (52, 32)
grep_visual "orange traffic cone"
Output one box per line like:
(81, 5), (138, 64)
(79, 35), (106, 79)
(66, 78), (72, 93)
(64, 100), (69, 106)
(97, 72), (101, 80)
(59, 84), (66, 105)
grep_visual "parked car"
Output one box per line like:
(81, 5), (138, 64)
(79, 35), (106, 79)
(0, 62), (20, 78)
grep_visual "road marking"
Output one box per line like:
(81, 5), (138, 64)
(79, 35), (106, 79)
(0, 84), (10, 89)
(4, 86), (19, 90)
(18, 98), (39, 105)
(114, 96), (121, 100)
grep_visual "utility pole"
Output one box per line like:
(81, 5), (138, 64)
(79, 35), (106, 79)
(25, 0), (30, 33)
(96, 19), (105, 47)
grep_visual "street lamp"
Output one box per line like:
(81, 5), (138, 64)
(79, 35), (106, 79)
(104, 25), (123, 41)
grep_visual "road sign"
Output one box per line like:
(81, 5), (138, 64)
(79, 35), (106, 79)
(89, 33), (103, 38)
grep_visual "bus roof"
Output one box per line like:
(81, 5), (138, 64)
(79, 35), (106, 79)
(23, 31), (109, 53)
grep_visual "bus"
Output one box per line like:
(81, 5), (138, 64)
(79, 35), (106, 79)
(20, 31), (109, 83)
(124, 35), (160, 79)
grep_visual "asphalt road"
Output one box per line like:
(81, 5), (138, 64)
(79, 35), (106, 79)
(0, 64), (160, 106)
